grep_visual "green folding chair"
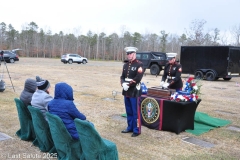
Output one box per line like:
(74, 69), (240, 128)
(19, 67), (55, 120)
(14, 98), (38, 146)
(74, 118), (119, 160)
(46, 112), (84, 160)
(28, 106), (56, 153)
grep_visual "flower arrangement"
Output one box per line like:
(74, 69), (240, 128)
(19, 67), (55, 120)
(170, 77), (202, 102)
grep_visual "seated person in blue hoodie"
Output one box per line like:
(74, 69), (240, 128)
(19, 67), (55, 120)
(48, 82), (93, 140)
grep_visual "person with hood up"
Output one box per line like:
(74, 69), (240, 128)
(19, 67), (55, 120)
(31, 76), (53, 121)
(48, 82), (93, 140)
(20, 78), (37, 108)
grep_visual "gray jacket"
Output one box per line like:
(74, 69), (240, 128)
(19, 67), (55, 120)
(31, 90), (53, 120)
(20, 78), (37, 107)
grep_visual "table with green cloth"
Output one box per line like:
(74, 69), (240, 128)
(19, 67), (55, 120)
(138, 94), (201, 134)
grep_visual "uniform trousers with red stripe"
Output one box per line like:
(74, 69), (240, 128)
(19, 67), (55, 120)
(124, 97), (140, 134)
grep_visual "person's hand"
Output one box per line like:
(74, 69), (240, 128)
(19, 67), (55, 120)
(162, 83), (169, 89)
(122, 82), (129, 91)
(160, 81), (164, 86)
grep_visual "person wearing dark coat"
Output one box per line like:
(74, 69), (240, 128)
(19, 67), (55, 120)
(120, 47), (144, 137)
(160, 53), (183, 91)
(20, 78), (37, 107)
(48, 82), (93, 140)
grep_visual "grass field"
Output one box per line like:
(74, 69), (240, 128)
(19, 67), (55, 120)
(0, 58), (240, 160)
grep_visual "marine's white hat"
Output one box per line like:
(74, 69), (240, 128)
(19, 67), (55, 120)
(166, 52), (177, 60)
(124, 47), (138, 54)
(166, 52), (177, 57)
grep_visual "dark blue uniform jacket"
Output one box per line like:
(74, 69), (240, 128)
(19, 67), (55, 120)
(120, 59), (144, 97)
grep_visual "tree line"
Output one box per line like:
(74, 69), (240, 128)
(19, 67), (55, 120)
(0, 19), (240, 61)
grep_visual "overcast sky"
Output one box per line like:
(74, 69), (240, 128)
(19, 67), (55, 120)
(1, 0), (239, 37)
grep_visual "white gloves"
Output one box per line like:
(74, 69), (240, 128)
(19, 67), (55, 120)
(160, 81), (169, 89)
(122, 82), (129, 91)
(162, 83), (169, 89)
(160, 81), (164, 87)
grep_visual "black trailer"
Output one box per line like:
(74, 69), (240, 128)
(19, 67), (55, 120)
(180, 46), (240, 81)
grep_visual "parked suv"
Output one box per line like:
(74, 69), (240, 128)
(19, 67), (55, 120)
(0, 50), (19, 63)
(136, 51), (167, 75)
(61, 53), (88, 64)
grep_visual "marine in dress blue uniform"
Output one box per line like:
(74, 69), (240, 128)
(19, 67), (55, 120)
(160, 53), (183, 91)
(120, 47), (144, 137)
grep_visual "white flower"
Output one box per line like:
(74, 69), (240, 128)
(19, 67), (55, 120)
(193, 85), (198, 90)
(171, 93), (177, 99)
(192, 96), (196, 101)
(178, 95), (185, 101)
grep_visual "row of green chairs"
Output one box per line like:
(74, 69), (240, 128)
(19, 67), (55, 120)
(14, 98), (56, 152)
(74, 117), (119, 160)
(15, 98), (119, 160)
(14, 98), (39, 146)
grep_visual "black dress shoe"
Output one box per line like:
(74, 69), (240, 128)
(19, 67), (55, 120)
(121, 129), (132, 133)
(131, 133), (140, 137)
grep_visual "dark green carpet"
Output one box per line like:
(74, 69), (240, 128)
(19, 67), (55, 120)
(186, 112), (231, 135)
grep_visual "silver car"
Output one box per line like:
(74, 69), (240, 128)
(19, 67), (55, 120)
(61, 53), (88, 64)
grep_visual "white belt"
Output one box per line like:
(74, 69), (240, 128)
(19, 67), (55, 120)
(125, 78), (132, 82)
(167, 76), (175, 80)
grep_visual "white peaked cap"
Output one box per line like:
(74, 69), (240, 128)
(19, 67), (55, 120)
(124, 47), (138, 53)
(166, 52), (177, 57)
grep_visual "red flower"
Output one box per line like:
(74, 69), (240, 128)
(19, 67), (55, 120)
(187, 77), (194, 83)
(191, 83), (196, 87)
(184, 96), (190, 101)
(176, 98), (181, 102)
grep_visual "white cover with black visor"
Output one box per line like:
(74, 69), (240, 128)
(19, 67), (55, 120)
(124, 47), (138, 54)
(166, 52), (177, 60)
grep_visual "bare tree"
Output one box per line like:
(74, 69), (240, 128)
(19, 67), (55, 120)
(59, 31), (65, 55)
(159, 30), (168, 52)
(0, 22), (7, 49)
(119, 25), (126, 61)
(185, 19), (207, 45)
(73, 27), (82, 54)
(0, 21), (238, 61)
(167, 34), (179, 53)
(220, 31), (230, 45)
(99, 32), (106, 60)
(231, 24), (240, 46)
(149, 33), (158, 51)
(6, 24), (18, 49)
(212, 28), (220, 45)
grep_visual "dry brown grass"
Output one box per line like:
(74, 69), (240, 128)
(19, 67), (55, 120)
(0, 58), (240, 160)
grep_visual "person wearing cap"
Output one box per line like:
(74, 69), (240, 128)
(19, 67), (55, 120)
(120, 46), (144, 137)
(160, 53), (183, 91)
(48, 82), (93, 140)
(31, 76), (53, 121)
